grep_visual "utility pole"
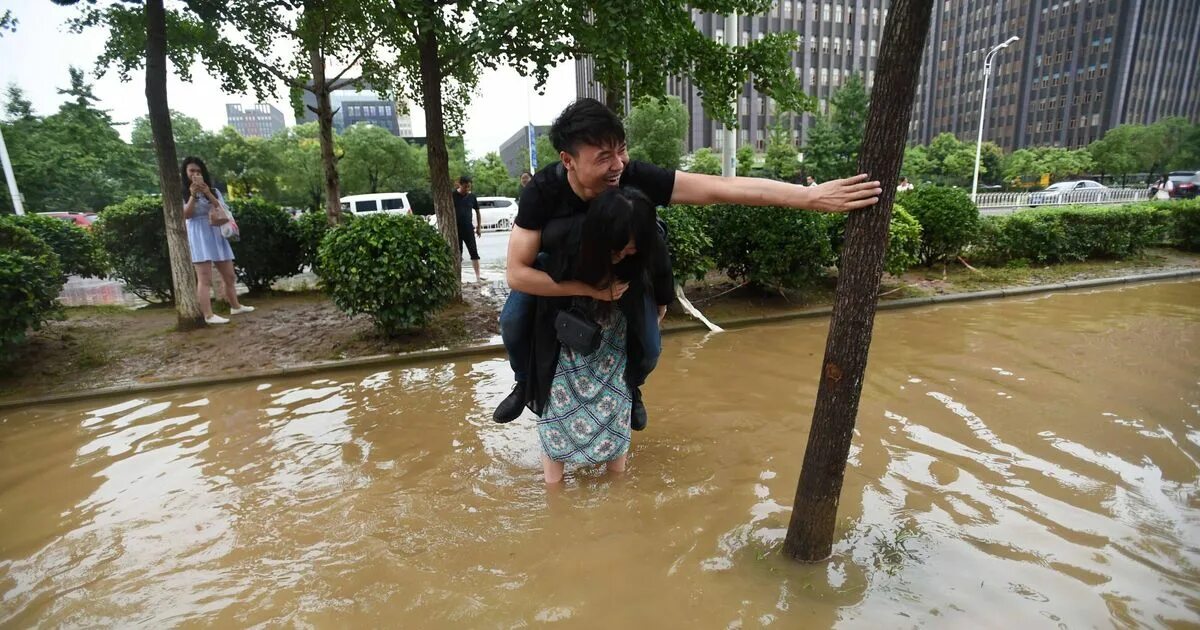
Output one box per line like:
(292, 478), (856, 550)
(971, 36), (1019, 203)
(0, 127), (24, 215)
(721, 11), (739, 177)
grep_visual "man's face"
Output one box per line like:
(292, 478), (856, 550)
(520, 173), (532, 186)
(562, 140), (628, 197)
(460, 181), (472, 194)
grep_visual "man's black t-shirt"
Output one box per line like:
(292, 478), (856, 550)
(452, 190), (478, 227)
(514, 161), (675, 231)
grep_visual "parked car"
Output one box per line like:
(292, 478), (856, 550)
(339, 192), (413, 216)
(1028, 180), (1112, 206)
(1167, 170), (1199, 199)
(477, 197), (518, 231)
(37, 212), (96, 229)
(425, 196), (519, 232)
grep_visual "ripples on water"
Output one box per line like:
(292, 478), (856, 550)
(1, 281), (1198, 627)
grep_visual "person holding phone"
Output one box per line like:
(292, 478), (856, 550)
(181, 157), (253, 325)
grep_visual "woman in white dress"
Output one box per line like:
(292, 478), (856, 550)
(181, 157), (253, 325)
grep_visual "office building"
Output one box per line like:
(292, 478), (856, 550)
(577, 0), (1200, 154)
(911, 0), (1200, 151)
(499, 125), (551, 176)
(301, 82), (409, 136)
(225, 103), (285, 138)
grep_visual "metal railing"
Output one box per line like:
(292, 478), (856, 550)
(974, 188), (1149, 210)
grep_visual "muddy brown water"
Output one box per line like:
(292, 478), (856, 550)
(2, 281), (1198, 627)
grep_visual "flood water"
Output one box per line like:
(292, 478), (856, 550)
(2, 281), (1198, 627)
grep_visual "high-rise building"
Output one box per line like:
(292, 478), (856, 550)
(576, 0), (1200, 154)
(499, 125), (551, 176)
(911, 0), (1200, 151)
(225, 103), (285, 138)
(301, 83), (408, 136)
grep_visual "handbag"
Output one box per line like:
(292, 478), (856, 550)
(555, 307), (602, 356)
(217, 204), (240, 241)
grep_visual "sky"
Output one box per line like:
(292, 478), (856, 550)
(0, 1), (577, 160)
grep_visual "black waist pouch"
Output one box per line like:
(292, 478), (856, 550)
(555, 307), (601, 356)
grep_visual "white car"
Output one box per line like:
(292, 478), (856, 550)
(1028, 180), (1112, 206)
(426, 196), (518, 232)
(477, 197), (518, 231)
(340, 192), (412, 216)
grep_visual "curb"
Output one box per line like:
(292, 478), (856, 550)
(2, 269), (1197, 411)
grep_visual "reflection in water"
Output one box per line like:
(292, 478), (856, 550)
(1, 280), (1198, 627)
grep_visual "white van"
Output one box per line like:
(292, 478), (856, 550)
(340, 192), (412, 216)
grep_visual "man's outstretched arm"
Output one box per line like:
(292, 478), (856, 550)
(671, 172), (883, 212)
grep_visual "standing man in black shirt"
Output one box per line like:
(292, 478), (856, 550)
(453, 176), (483, 283)
(494, 98), (882, 430)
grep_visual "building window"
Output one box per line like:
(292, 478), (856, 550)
(823, 3), (831, 22)
(783, 1), (791, 18)
(832, 67), (840, 86)
(742, 31), (749, 45)
(871, 40), (878, 57)
(872, 7), (880, 25)
(834, 4), (842, 22)
(1091, 114), (1100, 126)
(808, 67), (816, 86)
(715, 28), (724, 44)
(833, 37), (841, 54)
(820, 67), (828, 85)
(822, 36), (830, 53)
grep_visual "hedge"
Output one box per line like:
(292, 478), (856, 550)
(1165, 199), (1200, 252)
(709, 204), (834, 290)
(973, 203), (1171, 265)
(0, 221), (62, 355)
(92, 196), (174, 302)
(317, 214), (455, 334)
(658, 205), (714, 285)
(0, 213), (107, 279)
(896, 186), (980, 265)
(825, 205), (923, 277)
(227, 198), (302, 291)
(297, 210), (355, 272)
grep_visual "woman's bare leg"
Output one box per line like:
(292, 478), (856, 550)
(214, 260), (242, 309)
(193, 263), (214, 318)
(606, 454), (628, 474)
(542, 454), (565, 485)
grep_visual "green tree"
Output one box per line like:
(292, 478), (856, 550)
(1002, 148), (1041, 184)
(901, 145), (934, 183)
(1167, 123), (1200, 172)
(339, 123), (425, 195)
(736, 144), (756, 176)
(979, 141), (1004, 185)
(625, 95), (689, 169)
(1089, 124), (1141, 179)
(210, 126), (279, 199)
(130, 110), (217, 165)
(1, 69), (147, 214)
(942, 146), (978, 183)
(469, 152), (519, 197)
(271, 123), (328, 212)
(802, 75), (869, 182)
(687, 147), (723, 175)
(763, 123), (799, 180)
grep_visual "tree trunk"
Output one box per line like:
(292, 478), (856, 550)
(310, 48), (342, 226)
(416, 20), (462, 298)
(782, 0), (935, 563)
(144, 0), (203, 330)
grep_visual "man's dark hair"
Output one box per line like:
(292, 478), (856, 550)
(549, 98), (626, 156)
(458, 175), (472, 185)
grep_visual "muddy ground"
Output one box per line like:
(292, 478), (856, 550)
(3, 248), (1198, 402)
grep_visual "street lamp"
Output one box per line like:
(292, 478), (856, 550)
(971, 35), (1019, 203)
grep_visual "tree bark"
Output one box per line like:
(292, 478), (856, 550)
(144, 0), (203, 330)
(310, 48), (343, 226)
(782, 0), (935, 563)
(416, 19), (462, 298)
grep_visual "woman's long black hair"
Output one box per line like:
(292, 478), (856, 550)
(575, 187), (662, 297)
(180, 156), (213, 193)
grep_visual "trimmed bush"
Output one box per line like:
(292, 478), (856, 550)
(0, 221), (62, 354)
(297, 210), (354, 272)
(973, 204), (1171, 265)
(317, 214), (455, 334)
(897, 186), (980, 265)
(227, 198), (302, 291)
(1167, 199), (1200, 252)
(658, 205), (714, 285)
(710, 204), (834, 290)
(826, 205), (923, 277)
(92, 196), (173, 302)
(1, 214), (107, 279)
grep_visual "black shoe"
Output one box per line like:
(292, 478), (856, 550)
(493, 383), (526, 423)
(631, 388), (648, 431)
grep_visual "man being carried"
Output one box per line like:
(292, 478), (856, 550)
(493, 98), (882, 429)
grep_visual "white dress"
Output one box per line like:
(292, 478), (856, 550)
(185, 189), (235, 264)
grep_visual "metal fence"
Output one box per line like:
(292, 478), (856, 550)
(974, 188), (1149, 211)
